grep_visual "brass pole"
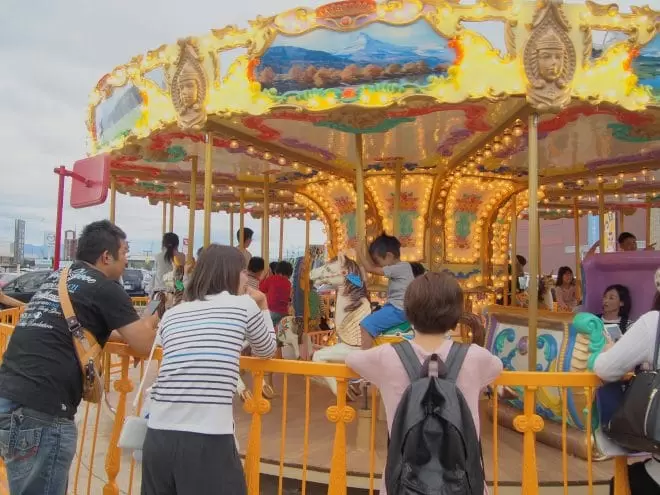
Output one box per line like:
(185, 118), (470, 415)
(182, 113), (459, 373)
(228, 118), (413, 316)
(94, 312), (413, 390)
(573, 197), (581, 300)
(229, 206), (234, 247)
(162, 201), (167, 237)
(262, 179), (270, 266)
(598, 179), (605, 251)
(646, 195), (652, 248)
(203, 133), (213, 247)
(303, 209), (311, 334)
(527, 113), (540, 373)
(354, 135), (366, 245)
(239, 189), (246, 250)
(279, 204), (285, 260)
(509, 198), (518, 307)
(168, 188), (174, 232)
(109, 175), (117, 224)
(187, 156), (198, 260)
(393, 159), (402, 237)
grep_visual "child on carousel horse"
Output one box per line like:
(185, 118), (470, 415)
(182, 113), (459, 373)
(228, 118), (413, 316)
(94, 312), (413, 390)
(357, 233), (415, 349)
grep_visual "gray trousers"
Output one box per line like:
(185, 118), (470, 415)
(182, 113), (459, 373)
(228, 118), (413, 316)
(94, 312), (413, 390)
(141, 428), (247, 495)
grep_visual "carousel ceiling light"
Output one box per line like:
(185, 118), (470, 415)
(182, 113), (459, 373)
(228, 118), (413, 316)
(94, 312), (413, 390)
(230, 140), (239, 149)
(483, 146), (493, 158)
(642, 168), (648, 175)
(502, 131), (513, 147)
(247, 146), (255, 155)
(278, 156), (286, 166)
(263, 152), (272, 160)
(512, 122), (524, 137)
(492, 139), (503, 153)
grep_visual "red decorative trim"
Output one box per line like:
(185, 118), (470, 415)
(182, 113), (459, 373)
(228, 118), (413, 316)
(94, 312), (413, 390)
(539, 105), (653, 134)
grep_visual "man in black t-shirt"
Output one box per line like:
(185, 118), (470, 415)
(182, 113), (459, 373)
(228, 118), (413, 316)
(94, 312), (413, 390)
(0, 220), (158, 495)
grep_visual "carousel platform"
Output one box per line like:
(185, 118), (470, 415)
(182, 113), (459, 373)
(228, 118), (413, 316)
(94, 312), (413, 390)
(66, 364), (617, 495)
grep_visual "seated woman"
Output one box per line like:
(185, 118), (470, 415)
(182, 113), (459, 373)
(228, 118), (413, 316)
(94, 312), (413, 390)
(141, 244), (276, 495)
(555, 266), (577, 312)
(150, 233), (186, 317)
(346, 272), (502, 494)
(599, 284), (632, 338)
(594, 276), (660, 494)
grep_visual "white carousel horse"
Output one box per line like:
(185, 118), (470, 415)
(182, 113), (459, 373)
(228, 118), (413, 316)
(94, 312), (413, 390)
(308, 253), (372, 396)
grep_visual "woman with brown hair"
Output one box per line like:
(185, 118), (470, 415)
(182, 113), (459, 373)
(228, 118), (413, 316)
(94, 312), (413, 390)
(141, 244), (276, 495)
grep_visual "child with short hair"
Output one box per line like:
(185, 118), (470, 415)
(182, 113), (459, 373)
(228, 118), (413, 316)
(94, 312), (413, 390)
(247, 257), (266, 290)
(357, 233), (414, 348)
(345, 272), (502, 494)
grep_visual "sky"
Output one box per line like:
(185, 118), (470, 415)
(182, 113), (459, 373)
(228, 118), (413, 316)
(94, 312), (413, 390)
(0, 0), (644, 257)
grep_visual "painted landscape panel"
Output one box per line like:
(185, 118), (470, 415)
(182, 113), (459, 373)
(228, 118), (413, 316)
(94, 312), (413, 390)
(636, 35), (660, 102)
(256, 20), (454, 93)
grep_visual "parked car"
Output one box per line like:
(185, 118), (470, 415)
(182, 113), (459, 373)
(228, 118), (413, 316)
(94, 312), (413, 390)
(0, 270), (52, 308)
(0, 273), (19, 289)
(121, 269), (147, 297)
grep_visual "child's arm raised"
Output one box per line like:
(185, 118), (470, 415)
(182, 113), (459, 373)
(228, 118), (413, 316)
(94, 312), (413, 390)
(356, 245), (384, 276)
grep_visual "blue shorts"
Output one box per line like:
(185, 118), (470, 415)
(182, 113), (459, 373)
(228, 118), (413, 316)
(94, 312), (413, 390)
(360, 303), (407, 337)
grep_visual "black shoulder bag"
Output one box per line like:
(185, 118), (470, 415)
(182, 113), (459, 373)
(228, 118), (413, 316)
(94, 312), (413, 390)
(604, 313), (660, 454)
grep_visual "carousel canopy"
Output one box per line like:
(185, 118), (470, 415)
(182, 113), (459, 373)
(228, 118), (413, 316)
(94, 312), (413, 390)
(85, 0), (660, 281)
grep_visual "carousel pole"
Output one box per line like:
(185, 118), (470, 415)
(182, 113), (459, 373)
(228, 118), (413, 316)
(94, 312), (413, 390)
(598, 178), (605, 250)
(573, 197), (581, 299)
(229, 206), (235, 247)
(188, 156), (198, 259)
(109, 175), (117, 224)
(262, 179), (270, 266)
(168, 188), (174, 232)
(239, 189), (246, 250)
(354, 134), (366, 244)
(646, 194), (652, 248)
(527, 113), (540, 372)
(509, 197), (518, 307)
(279, 204), (285, 260)
(161, 201), (167, 237)
(393, 159), (402, 237)
(203, 133), (213, 247)
(303, 209), (311, 334)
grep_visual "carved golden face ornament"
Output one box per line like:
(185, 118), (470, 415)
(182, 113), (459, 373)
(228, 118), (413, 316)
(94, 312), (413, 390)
(177, 65), (200, 110)
(536, 31), (564, 83)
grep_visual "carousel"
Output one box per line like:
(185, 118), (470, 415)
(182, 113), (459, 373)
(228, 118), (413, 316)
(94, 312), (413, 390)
(73, 0), (660, 491)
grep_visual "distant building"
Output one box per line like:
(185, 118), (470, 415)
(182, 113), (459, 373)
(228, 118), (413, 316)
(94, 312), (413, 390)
(64, 230), (77, 261)
(13, 219), (25, 266)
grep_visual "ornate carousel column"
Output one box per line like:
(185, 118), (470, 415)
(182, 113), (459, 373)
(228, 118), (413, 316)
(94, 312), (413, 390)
(520, 0), (577, 492)
(523, 0), (577, 372)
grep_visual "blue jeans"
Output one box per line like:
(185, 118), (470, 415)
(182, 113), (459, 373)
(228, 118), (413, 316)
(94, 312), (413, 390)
(0, 397), (77, 495)
(360, 303), (407, 337)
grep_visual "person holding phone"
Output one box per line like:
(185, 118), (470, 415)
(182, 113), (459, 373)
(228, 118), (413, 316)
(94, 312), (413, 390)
(0, 221), (158, 495)
(141, 244), (276, 495)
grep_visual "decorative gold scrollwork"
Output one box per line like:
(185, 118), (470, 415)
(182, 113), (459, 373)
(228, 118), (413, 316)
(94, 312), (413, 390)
(513, 413), (545, 433)
(326, 405), (356, 423)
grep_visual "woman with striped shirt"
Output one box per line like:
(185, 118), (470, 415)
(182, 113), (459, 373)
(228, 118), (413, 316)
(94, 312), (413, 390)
(141, 244), (277, 495)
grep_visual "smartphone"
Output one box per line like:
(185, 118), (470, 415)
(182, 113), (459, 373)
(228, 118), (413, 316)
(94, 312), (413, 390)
(143, 299), (161, 317)
(604, 323), (622, 342)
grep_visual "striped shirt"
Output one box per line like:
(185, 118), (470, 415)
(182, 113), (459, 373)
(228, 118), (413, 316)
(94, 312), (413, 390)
(148, 291), (276, 435)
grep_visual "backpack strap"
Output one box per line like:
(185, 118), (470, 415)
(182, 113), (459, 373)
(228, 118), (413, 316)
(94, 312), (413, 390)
(393, 341), (422, 382)
(445, 342), (469, 383)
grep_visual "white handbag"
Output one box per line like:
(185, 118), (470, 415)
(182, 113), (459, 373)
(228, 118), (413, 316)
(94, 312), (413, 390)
(118, 333), (159, 451)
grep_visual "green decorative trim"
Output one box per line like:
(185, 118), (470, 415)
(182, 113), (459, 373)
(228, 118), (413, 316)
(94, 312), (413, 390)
(608, 123), (660, 143)
(315, 116), (414, 134)
(573, 312), (607, 371)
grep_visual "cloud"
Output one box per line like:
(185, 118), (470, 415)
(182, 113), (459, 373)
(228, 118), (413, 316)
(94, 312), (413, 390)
(0, 0), (329, 254)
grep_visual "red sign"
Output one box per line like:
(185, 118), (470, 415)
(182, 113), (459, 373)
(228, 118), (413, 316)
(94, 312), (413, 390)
(70, 154), (110, 209)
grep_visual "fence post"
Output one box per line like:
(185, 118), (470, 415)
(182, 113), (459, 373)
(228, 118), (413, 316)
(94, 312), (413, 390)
(327, 378), (356, 495)
(103, 353), (133, 495)
(612, 457), (631, 495)
(513, 386), (543, 495)
(243, 370), (270, 494)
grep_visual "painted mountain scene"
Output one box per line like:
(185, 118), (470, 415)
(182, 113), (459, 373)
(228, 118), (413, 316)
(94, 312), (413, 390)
(635, 35), (660, 101)
(256, 20), (455, 93)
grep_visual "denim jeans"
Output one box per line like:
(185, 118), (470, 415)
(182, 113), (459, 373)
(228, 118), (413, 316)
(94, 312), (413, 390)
(0, 397), (77, 495)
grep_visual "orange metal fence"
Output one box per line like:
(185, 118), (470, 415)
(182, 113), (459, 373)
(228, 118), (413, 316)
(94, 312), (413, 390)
(0, 308), (635, 495)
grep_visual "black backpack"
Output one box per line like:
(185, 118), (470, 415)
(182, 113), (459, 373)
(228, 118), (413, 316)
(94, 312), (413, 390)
(384, 341), (485, 495)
